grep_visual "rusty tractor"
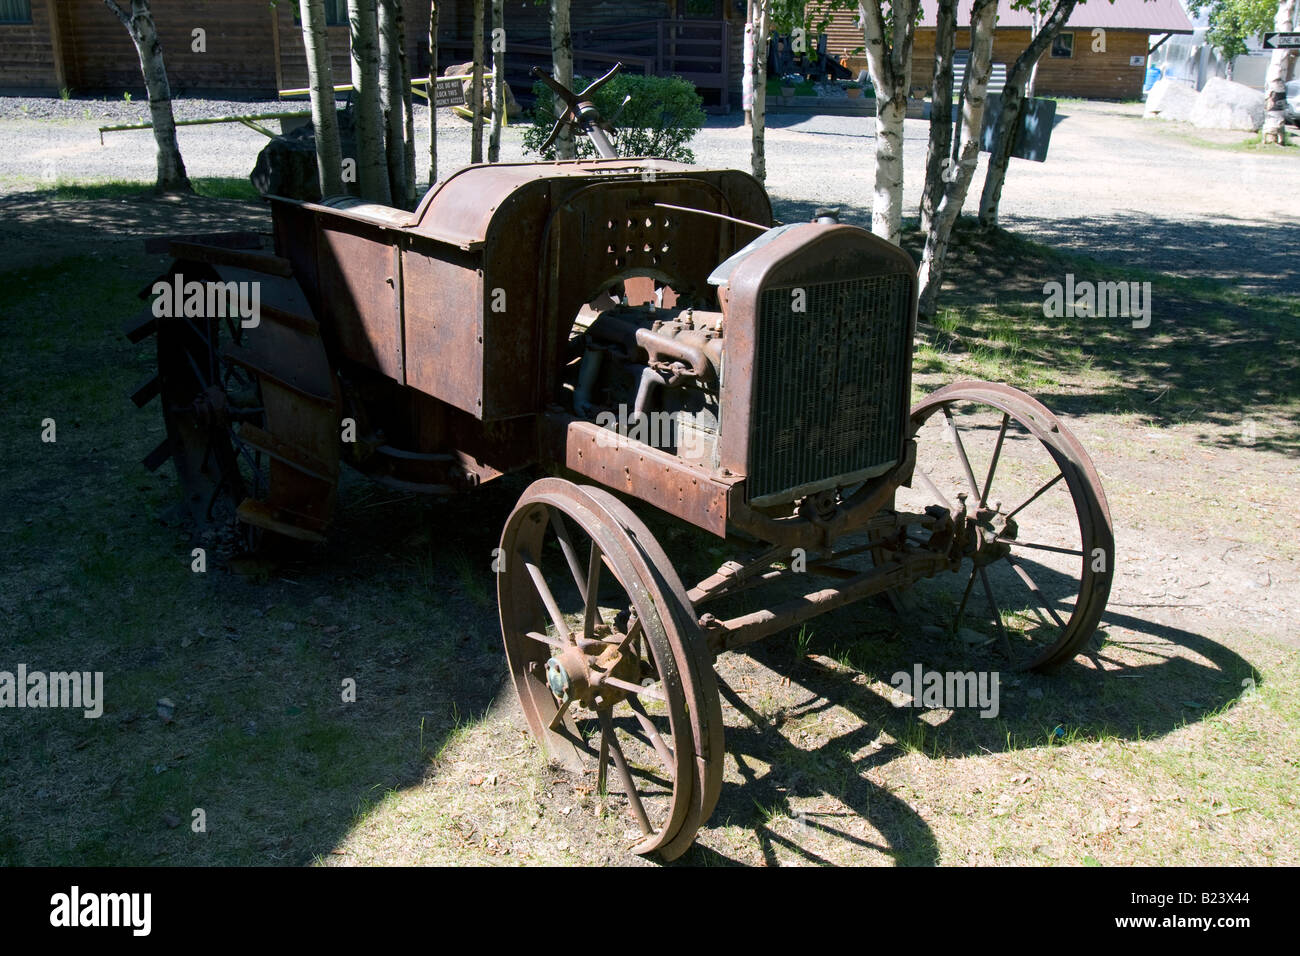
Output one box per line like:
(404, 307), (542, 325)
(129, 67), (1113, 858)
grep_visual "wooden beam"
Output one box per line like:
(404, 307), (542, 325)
(1148, 33), (1172, 56)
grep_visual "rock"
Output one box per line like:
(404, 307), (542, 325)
(1191, 77), (1266, 132)
(250, 108), (357, 202)
(1143, 78), (1198, 123)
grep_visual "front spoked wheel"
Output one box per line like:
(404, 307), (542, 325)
(498, 479), (701, 855)
(906, 382), (1114, 672)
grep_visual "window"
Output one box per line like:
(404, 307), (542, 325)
(1050, 32), (1074, 59)
(294, 0), (348, 28)
(0, 0), (32, 26)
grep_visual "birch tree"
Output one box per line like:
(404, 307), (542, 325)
(395, 0), (417, 205)
(977, 0), (1077, 229)
(489, 0), (506, 163)
(916, 0), (998, 318)
(298, 0), (343, 197)
(858, 0), (921, 246)
(348, 0), (391, 203)
(471, 0), (485, 164)
(920, 0), (957, 235)
(751, 0), (772, 183)
(1262, 0), (1298, 145)
(102, 0), (190, 193)
(428, 0), (439, 185)
(379, 0), (409, 204)
(551, 0), (575, 159)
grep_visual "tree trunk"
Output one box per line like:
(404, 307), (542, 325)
(743, 0), (755, 127)
(551, 0), (574, 159)
(489, 0), (505, 163)
(977, 0), (1076, 229)
(921, 0), (957, 235)
(428, 0), (438, 186)
(917, 0), (998, 319)
(103, 0), (190, 193)
(379, 0), (408, 204)
(348, 0), (391, 203)
(859, 0), (919, 246)
(1262, 0), (1298, 145)
(298, 0), (343, 197)
(471, 0), (485, 164)
(751, 0), (771, 183)
(395, 0), (416, 205)
(1026, 8), (1041, 97)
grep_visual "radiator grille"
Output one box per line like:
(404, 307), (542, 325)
(748, 274), (912, 503)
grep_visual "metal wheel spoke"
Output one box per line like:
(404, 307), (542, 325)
(597, 722), (609, 795)
(626, 696), (676, 774)
(954, 564), (978, 631)
(602, 675), (666, 702)
(981, 412), (1009, 507)
(522, 556), (574, 645)
(996, 537), (1082, 557)
(615, 617), (643, 655)
(915, 468), (952, 511)
(1006, 554), (1068, 630)
(524, 629), (563, 648)
(582, 539), (602, 641)
(548, 507), (589, 602)
(547, 697), (572, 732)
(1004, 472), (1065, 522)
(942, 406), (981, 501)
(599, 709), (652, 835)
(979, 567), (1017, 663)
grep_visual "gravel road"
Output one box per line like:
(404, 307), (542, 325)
(1, 95), (1296, 294)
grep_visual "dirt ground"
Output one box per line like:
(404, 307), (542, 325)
(0, 99), (1296, 867)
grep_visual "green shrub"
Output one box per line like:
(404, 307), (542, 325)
(522, 73), (705, 163)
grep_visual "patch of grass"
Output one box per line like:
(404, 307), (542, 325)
(43, 176), (259, 201)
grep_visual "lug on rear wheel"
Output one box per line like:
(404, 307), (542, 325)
(498, 478), (715, 857)
(905, 382), (1114, 672)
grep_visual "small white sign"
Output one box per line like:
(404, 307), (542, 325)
(1130, 55), (1146, 66)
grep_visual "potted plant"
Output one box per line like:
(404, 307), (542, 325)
(780, 73), (798, 98)
(845, 81), (862, 100)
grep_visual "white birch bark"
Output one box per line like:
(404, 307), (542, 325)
(917, 0), (998, 318)
(471, 0), (485, 164)
(428, 0), (439, 185)
(751, 0), (771, 183)
(298, 0), (343, 197)
(395, 0), (417, 205)
(551, 0), (574, 159)
(859, 0), (919, 246)
(1262, 0), (1298, 145)
(379, 0), (408, 203)
(978, 0), (1076, 228)
(348, 0), (392, 203)
(489, 0), (505, 163)
(920, 0), (957, 235)
(103, 0), (190, 193)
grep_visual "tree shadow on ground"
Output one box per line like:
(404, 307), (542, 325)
(668, 570), (1257, 866)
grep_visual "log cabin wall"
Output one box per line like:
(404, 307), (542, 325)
(0, 0), (62, 92)
(911, 27), (1150, 100)
(2, 1), (752, 105)
(810, 1), (1154, 102)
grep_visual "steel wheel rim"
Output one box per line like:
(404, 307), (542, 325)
(907, 382), (1114, 672)
(580, 486), (724, 861)
(498, 479), (694, 854)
